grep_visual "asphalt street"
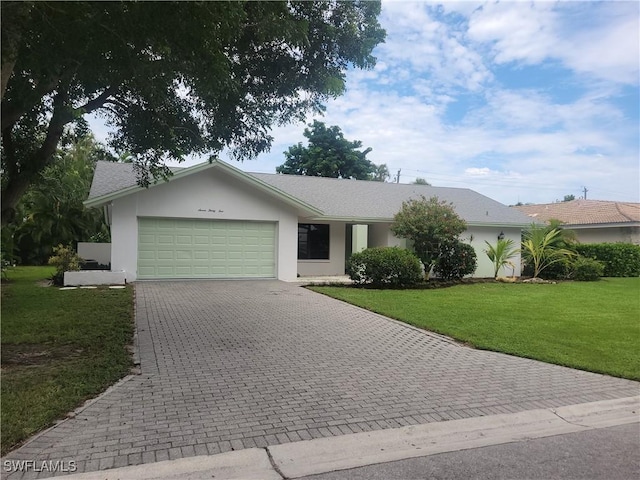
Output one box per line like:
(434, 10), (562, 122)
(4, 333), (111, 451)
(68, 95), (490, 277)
(299, 423), (640, 480)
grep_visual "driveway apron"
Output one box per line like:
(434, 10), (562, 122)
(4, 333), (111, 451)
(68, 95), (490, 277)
(3, 281), (638, 478)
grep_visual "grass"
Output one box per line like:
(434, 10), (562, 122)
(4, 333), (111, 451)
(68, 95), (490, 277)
(1, 267), (134, 455)
(311, 278), (640, 381)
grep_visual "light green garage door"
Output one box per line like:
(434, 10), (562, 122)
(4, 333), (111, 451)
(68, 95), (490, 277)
(138, 218), (276, 279)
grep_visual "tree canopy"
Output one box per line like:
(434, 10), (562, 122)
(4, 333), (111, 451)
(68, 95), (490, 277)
(1, 1), (385, 221)
(276, 120), (388, 180)
(390, 196), (467, 275)
(4, 135), (111, 265)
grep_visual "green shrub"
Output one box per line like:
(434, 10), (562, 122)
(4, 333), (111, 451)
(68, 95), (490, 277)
(347, 247), (423, 287)
(434, 240), (477, 280)
(575, 243), (640, 277)
(571, 256), (605, 281)
(47, 244), (82, 286)
(532, 257), (573, 280)
(1, 250), (14, 281)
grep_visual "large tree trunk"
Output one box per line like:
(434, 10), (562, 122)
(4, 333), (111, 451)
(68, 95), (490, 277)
(0, 1), (31, 102)
(1, 91), (70, 224)
(1, 176), (31, 225)
(1, 58), (16, 102)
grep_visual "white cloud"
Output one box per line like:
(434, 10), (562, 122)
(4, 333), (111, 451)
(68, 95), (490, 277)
(560, 9), (639, 85)
(465, 167), (492, 176)
(467, 2), (558, 65)
(377, 1), (492, 92)
(466, 1), (639, 85)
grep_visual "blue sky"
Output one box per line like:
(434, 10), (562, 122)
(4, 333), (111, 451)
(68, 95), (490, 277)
(92, 1), (639, 205)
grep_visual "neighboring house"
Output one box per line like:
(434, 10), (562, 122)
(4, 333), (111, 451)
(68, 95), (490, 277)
(85, 160), (532, 282)
(514, 200), (640, 245)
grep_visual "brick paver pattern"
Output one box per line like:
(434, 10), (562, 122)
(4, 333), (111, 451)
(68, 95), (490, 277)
(3, 281), (638, 478)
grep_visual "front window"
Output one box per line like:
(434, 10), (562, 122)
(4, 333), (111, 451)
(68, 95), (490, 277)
(298, 224), (330, 260)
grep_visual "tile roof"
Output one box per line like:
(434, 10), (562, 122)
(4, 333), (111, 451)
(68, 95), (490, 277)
(514, 199), (640, 226)
(88, 161), (533, 226)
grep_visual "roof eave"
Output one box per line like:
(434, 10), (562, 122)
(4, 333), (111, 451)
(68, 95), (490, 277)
(563, 222), (640, 229)
(302, 215), (532, 228)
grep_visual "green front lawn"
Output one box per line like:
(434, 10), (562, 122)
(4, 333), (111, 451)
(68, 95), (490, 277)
(311, 278), (640, 381)
(1, 267), (134, 455)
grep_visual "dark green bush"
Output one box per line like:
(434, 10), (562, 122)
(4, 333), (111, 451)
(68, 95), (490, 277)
(575, 243), (640, 277)
(347, 247), (423, 287)
(571, 256), (605, 281)
(433, 240), (477, 280)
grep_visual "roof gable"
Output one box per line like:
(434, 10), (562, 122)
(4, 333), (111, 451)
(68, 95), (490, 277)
(85, 160), (322, 215)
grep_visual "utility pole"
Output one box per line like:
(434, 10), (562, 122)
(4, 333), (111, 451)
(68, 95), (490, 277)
(582, 186), (588, 199)
(395, 169), (401, 184)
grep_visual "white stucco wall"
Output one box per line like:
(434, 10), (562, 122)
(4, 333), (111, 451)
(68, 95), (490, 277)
(466, 226), (522, 278)
(369, 222), (406, 248)
(297, 222), (346, 277)
(571, 226), (640, 245)
(109, 168), (300, 282)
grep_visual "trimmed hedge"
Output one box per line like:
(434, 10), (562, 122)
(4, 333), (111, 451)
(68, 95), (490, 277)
(347, 247), (423, 287)
(575, 243), (640, 277)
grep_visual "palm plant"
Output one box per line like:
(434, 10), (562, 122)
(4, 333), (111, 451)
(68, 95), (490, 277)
(521, 225), (576, 279)
(484, 238), (519, 278)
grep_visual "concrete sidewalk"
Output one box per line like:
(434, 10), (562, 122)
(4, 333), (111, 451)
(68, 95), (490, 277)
(28, 396), (639, 480)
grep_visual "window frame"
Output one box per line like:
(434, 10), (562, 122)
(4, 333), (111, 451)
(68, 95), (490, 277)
(297, 223), (330, 260)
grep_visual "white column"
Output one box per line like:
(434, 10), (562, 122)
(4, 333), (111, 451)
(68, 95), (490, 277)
(352, 224), (368, 253)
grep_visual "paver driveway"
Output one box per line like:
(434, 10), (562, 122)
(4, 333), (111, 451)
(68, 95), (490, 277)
(4, 281), (638, 479)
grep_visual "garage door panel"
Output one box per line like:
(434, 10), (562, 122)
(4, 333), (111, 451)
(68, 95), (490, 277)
(193, 250), (210, 260)
(176, 250), (192, 260)
(157, 235), (175, 244)
(138, 218), (276, 279)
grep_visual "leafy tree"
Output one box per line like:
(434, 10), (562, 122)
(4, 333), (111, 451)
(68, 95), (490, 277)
(414, 178), (431, 185)
(563, 194), (576, 202)
(10, 135), (110, 264)
(390, 196), (467, 276)
(276, 121), (385, 180)
(521, 224), (576, 279)
(1, 1), (385, 222)
(371, 164), (391, 182)
(484, 238), (519, 278)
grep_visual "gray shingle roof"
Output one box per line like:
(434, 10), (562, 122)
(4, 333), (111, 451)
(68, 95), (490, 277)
(88, 161), (532, 226)
(252, 173), (531, 225)
(89, 161), (137, 198)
